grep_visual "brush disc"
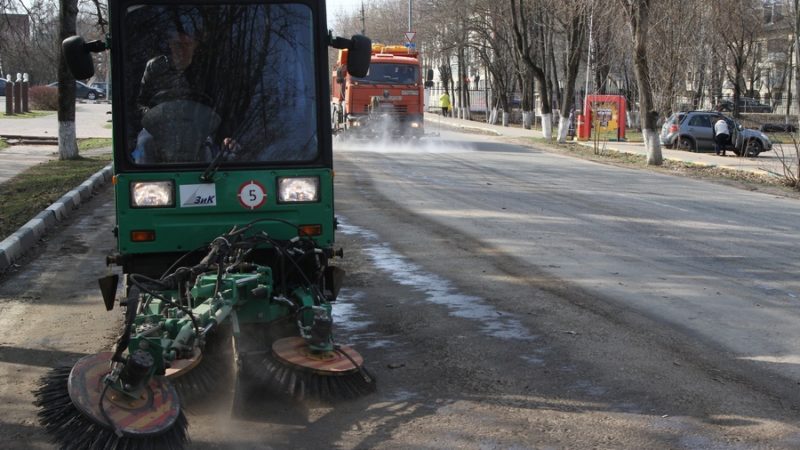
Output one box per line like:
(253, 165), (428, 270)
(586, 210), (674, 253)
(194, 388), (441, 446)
(254, 337), (375, 400)
(271, 337), (363, 375)
(68, 352), (182, 437)
(165, 347), (203, 379)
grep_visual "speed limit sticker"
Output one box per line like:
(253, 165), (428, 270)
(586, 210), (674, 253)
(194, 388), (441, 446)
(238, 180), (267, 210)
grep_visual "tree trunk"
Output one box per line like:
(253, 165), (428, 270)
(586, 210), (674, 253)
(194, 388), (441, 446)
(58, 0), (79, 160)
(558, 12), (587, 143)
(509, 0), (552, 139)
(627, 0), (662, 165)
(795, 0), (799, 133)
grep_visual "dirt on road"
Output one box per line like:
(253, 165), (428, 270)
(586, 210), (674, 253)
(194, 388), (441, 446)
(1, 157), (800, 448)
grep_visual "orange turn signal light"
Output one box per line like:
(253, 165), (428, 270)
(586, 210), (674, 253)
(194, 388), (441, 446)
(131, 230), (156, 242)
(298, 224), (322, 236)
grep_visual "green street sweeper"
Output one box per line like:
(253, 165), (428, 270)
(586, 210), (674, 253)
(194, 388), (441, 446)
(34, 2), (374, 448)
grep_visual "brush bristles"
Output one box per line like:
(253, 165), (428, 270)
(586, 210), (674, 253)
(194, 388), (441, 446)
(171, 354), (231, 403)
(170, 329), (233, 403)
(249, 355), (376, 401)
(33, 366), (189, 450)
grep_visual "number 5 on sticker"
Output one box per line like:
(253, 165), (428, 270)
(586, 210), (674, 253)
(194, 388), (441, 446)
(238, 180), (266, 210)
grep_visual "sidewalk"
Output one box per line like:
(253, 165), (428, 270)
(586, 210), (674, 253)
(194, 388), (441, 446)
(0, 103), (113, 184)
(423, 112), (796, 178)
(0, 104), (114, 272)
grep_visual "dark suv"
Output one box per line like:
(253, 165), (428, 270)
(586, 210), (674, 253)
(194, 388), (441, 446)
(659, 111), (772, 157)
(715, 97), (772, 113)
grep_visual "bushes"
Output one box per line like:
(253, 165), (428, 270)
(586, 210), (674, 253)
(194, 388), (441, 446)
(28, 85), (58, 110)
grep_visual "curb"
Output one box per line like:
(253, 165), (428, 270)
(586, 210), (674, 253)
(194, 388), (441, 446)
(0, 163), (113, 273)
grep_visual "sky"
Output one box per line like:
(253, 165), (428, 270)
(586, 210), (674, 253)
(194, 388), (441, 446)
(326, 0), (365, 27)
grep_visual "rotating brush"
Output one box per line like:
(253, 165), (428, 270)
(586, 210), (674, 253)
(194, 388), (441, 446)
(33, 355), (188, 450)
(165, 327), (233, 403)
(34, 289), (189, 449)
(251, 336), (376, 401)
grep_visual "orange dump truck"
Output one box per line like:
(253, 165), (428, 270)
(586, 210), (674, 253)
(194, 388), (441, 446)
(331, 43), (427, 138)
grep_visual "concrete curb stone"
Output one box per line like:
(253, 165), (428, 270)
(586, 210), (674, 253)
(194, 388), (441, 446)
(46, 201), (70, 221)
(33, 210), (58, 229)
(0, 164), (113, 273)
(65, 189), (83, 209)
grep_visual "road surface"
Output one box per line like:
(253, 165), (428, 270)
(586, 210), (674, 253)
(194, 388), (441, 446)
(1, 126), (799, 448)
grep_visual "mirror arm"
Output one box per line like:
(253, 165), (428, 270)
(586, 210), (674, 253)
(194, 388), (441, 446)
(84, 40), (108, 53)
(328, 32), (351, 50)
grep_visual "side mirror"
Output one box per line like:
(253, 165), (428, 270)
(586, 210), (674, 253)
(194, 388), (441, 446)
(346, 35), (371, 78)
(62, 36), (107, 80)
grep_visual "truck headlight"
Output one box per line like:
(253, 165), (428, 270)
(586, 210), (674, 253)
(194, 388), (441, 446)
(278, 177), (319, 203)
(131, 181), (174, 208)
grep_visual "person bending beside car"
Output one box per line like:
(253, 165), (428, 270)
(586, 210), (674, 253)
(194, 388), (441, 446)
(713, 117), (730, 156)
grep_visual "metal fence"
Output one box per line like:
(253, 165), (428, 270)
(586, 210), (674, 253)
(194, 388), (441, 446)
(424, 86), (799, 129)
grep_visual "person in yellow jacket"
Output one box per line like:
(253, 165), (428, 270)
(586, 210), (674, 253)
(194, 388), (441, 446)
(439, 91), (451, 117)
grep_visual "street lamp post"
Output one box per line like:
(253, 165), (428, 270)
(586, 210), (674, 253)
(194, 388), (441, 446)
(408, 0), (412, 32)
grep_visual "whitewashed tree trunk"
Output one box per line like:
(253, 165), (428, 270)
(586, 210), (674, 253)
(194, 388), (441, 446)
(557, 115), (569, 143)
(59, 121), (79, 159)
(522, 111), (533, 129)
(541, 113), (553, 140)
(643, 128), (662, 165)
(489, 108), (499, 125)
(502, 111), (509, 126)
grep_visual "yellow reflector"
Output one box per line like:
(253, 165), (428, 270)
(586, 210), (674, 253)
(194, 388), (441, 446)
(299, 225), (322, 236)
(131, 230), (156, 242)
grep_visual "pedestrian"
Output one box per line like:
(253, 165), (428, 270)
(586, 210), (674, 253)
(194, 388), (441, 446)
(439, 91), (451, 117)
(713, 117), (730, 156)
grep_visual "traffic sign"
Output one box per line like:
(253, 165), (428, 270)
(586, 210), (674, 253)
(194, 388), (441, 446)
(404, 31), (416, 43)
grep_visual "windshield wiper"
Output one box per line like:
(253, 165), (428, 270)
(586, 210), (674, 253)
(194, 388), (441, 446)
(199, 143), (233, 182)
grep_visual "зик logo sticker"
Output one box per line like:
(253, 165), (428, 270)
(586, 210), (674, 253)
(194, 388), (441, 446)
(179, 184), (217, 208)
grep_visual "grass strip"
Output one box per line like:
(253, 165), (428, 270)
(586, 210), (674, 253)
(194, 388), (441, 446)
(0, 155), (111, 240)
(78, 138), (113, 151)
(530, 137), (797, 194)
(0, 110), (54, 119)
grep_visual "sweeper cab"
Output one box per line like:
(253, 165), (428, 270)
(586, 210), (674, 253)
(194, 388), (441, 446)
(34, 2), (374, 448)
(331, 43), (433, 139)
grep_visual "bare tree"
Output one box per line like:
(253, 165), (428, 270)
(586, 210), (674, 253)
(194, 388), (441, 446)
(58, 0), (79, 159)
(647, 0), (707, 115)
(555, 0), (587, 143)
(468, 1), (518, 118)
(509, 0), (554, 139)
(794, 0), (799, 132)
(712, 0), (761, 118)
(622, 0), (662, 165)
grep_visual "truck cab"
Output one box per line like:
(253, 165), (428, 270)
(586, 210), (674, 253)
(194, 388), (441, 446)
(331, 44), (425, 138)
(61, 1), (368, 277)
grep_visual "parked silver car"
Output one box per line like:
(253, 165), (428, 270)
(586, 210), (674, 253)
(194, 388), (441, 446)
(659, 112), (686, 149)
(659, 111), (772, 157)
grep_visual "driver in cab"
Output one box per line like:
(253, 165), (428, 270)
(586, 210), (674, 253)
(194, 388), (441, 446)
(138, 29), (199, 109)
(133, 25), (238, 164)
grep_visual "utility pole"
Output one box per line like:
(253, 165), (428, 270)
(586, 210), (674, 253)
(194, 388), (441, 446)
(360, 1), (366, 35)
(408, 0), (412, 32)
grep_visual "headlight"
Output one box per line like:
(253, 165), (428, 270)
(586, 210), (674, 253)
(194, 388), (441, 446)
(277, 177), (319, 203)
(131, 181), (174, 208)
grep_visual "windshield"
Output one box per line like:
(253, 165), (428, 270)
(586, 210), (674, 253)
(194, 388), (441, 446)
(123, 4), (317, 165)
(353, 63), (418, 85)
